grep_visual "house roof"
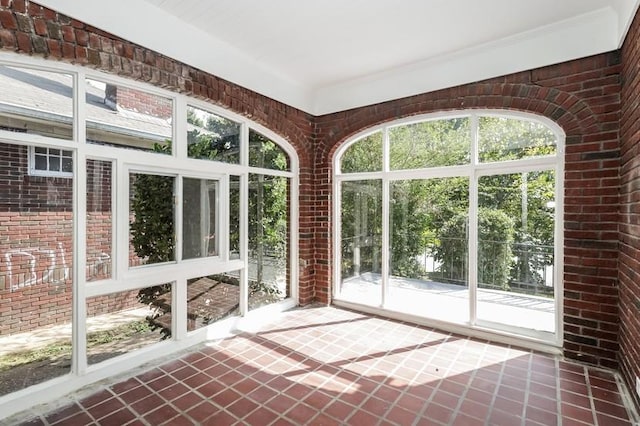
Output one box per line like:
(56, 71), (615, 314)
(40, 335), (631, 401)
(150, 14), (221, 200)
(33, 1), (640, 115)
(0, 65), (172, 142)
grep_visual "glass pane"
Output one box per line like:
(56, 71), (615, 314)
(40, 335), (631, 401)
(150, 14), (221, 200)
(62, 157), (73, 173)
(129, 173), (175, 267)
(479, 116), (556, 162)
(35, 147), (46, 154)
(86, 79), (173, 154)
(86, 286), (169, 365)
(248, 174), (289, 310)
(187, 272), (240, 332)
(249, 130), (290, 171)
(34, 154), (47, 170)
(49, 156), (60, 171)
(0, 66), (73, 140)
(341, 132), (382, 173)
(0, 142), (73, 395)
(49, 149), (60, 156)
(87, 159), (113, 281)
(390, 117), (470, 170)
(387, 178), (469, 322)
(187, 106), (240, 164)
(182, 178), (218, 260)
(229, 176), (241, 260)
(339, 180), (383, 306)
(477, 171), (555, 332)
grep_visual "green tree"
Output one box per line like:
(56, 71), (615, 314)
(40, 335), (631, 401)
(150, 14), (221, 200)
(132, 126), (291, 330)
(389, 117), (470, 169)
(130, 142), (175, 310)
(187, 107), (240, 163)
(435, 208), (515, 290)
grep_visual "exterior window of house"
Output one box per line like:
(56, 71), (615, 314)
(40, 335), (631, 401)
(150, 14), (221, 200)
(334, 111), (563, 344)
(29, 146), (73, 177)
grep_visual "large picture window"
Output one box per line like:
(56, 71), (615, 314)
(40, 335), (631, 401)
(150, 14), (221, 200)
(0, 57), (298, 412)
(334, 111), (563, 344)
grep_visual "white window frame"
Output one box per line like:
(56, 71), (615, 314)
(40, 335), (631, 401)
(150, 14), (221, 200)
(28, 145), (74, 177)
(0, 52), (299, 419)
(333, 109), (565, 352)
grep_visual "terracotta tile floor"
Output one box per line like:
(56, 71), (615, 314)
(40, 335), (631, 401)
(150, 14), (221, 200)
(11, 306), (639, 425)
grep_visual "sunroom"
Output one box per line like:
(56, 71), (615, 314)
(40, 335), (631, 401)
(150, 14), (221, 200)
(1, 1), (640, 424)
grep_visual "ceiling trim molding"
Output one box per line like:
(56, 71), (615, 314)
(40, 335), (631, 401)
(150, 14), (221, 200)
(311, 7), (619, 115)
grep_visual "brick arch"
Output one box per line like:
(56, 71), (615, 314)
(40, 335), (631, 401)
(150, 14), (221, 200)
(314, 70), (621, 368)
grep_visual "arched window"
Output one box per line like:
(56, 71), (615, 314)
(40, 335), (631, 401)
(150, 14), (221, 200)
(334, 111), (563, 345)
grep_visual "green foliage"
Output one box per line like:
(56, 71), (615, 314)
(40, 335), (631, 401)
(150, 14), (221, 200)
(434, 208), (515, 289)
(187, 107), (240, 163)
(130, 171), (175, 265)
(250, 176), (287, 250)
(390, 180), (434, 278)
(248, 173), (288, 300)
(477, 208), (515, 290)
(249, 130), (289, 171)
(130, 143), (175, 309)
(132, 125), (290, 320)
(341, 132), (383, 173)
(479, 170), (555, 288)
(431, 211), (469, 284)
(340, 180), (382, 277)
(340, 115), (556, 294)
(390, 117), (470, 169)
(247, 130), (289, 300)
(479, 116), (556, 162)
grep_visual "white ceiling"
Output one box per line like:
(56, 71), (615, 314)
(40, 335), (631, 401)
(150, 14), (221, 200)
(35, 0), (640, 115)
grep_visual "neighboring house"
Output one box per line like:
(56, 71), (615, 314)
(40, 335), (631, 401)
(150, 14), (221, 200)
(0, 65), (173, 335)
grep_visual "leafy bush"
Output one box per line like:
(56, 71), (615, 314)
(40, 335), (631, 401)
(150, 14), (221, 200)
(434, 208), (515, 290)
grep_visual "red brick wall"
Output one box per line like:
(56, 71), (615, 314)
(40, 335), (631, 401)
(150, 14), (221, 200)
(87, 159), (112, 281)
(0, 143), (73, 212)
(619, 8), (640, 407)
(105, 84), (172, 119)
(87, 291), (140, 318)
(0, 143), (138, 335)
(0, 1), (631, 369)
(0, 209), (73, 335)
(314, 53), (622, 369)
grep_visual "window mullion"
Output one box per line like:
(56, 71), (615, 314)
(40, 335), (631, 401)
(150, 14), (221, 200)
(381, 128), (390, 307)
(468, 114), (479, 325)
(73, 70), (88, 376)
(239, 172), (249, 315)
(175, 96), (187, 159)
(333, 177), (342, 301)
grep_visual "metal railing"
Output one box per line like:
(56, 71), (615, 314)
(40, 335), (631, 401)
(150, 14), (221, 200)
(342, 235), (554, 296)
